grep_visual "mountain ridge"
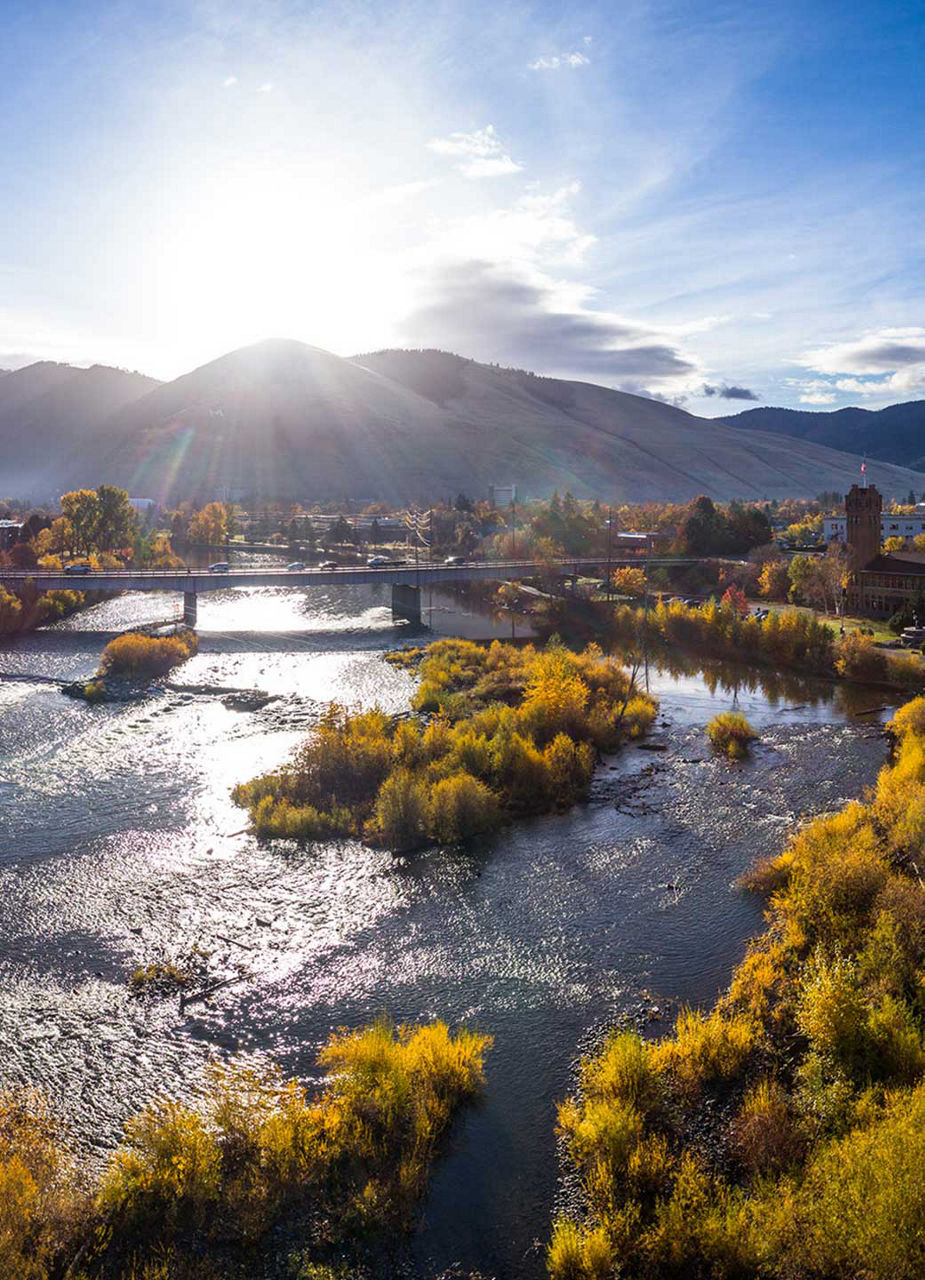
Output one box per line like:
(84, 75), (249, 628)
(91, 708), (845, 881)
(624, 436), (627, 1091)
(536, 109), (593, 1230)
(2, 340), (922, 504)
(720, 400), (925, 472)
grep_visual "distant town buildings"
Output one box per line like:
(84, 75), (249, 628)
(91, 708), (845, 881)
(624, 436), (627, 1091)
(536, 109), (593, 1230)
(0, 519), (23, 550)
(825, 512), (925, 543)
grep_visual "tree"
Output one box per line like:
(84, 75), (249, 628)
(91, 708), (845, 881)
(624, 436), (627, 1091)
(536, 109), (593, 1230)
(188, 502), (228, 546)
(328, 515), (352, 545)
(884, 536), (907, 552)
(721, 584), (749, 617)
(611, 567), (647, 598)
(36, 516), (74, 556)
(95, 485), (137, 550)
(60, 490), (99, 555)
(758, 559), (790, 599)
(788, 547), (846, 614)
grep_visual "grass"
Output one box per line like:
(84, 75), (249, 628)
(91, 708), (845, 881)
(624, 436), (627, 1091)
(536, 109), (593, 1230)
(547, 694), (925, 1280)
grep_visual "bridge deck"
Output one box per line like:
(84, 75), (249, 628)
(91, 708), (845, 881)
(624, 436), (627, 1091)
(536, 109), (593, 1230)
(0, 557), (720, 594)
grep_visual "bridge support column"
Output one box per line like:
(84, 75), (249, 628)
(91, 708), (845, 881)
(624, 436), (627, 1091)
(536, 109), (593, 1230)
(183, 590), (198, 628)
(391, 582), (422, 624)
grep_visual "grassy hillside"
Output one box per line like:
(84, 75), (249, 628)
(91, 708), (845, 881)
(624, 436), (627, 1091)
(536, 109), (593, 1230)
(3, 341), (924, 503)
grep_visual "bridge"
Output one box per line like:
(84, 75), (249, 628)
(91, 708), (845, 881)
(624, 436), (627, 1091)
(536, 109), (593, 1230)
(0, 557), (717, 627)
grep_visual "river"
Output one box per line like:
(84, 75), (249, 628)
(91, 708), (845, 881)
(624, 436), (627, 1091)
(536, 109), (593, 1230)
(0, 578), (898, 1278)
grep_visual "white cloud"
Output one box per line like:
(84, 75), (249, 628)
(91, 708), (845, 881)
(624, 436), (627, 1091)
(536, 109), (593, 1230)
(423, 181), (595, 266)
(800, 390), (837, 405)
(800, 327), (925, 401)
(426, 124), (523, 179)
(256, 82), (274, 93)
(805, 327), (925, 376)
(528, 51), (591, 71)
(222, 76), (238, 88)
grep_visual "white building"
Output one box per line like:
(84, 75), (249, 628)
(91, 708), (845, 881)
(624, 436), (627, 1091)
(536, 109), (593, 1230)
(825, 513), (925, 544)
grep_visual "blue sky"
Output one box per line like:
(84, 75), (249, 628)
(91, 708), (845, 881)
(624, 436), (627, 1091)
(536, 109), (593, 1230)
(1, 0), (923, 413)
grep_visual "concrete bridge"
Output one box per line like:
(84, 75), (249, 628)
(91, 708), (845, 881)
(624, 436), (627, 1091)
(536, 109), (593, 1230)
(0, 557), (716, 627)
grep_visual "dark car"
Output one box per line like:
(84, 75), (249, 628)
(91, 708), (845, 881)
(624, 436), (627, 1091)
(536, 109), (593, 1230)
(287, 561), (306, 571)
(443, 555), (465, 566)
(64, 562), (93, 575)
(208, 562), (230, 573)
(318, 560), (338, 571)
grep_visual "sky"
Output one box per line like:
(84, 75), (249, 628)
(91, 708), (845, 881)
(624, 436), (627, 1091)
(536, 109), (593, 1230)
(0, 0), (923, 414)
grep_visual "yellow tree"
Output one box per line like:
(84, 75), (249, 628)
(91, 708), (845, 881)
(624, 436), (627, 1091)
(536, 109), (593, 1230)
(611, 567), (647, 598)
(884, 536), (907, 552)
(188, 502), (228, 546)
(758, 559), (790, 599)
(60, 490), (99, 555)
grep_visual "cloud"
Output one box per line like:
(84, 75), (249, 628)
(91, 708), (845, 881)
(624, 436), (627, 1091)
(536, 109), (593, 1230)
(800, 391), (838, 405)
(256, 82), (274, 93)
(702, 382), (759, 400)
(222, 76), (238, 87)
(805, 327), (925, 375)
(801, 327), (925, 399)
(399, 259), (696, 384)
(528, 51), (591, 71)
(426, 124), (522, 179)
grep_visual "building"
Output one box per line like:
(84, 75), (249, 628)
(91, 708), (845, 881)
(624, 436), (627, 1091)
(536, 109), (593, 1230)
(845, 484), (925, 617)
(825, 512), (925, 544)
(0, 520), (24, 550)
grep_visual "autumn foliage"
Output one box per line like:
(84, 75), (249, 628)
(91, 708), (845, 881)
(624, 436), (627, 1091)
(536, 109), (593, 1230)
(548, 696), (925, 1280)
(0, 1020), (488, 1277)
(99, 630), (198, 679)
(234, 638), (657, 849)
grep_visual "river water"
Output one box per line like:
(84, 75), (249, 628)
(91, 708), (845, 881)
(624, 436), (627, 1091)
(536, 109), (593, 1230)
(0, 579), (898, 1278)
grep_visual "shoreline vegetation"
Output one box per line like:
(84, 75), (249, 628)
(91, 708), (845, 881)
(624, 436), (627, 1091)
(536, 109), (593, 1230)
(0, 1018), (489, 1279)
(548, 696), (925, 1280)
(540, 595), (925, 692)
(232, 638), (658, 850)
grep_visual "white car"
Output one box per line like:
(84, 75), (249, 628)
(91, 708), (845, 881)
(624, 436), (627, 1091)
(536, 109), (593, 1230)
(367, 555), (391, 567)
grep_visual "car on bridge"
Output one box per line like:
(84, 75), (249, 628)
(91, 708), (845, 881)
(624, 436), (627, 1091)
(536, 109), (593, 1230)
(208, 562), (230, 573)
(318, 559), (338, 570)
(443, 555), (466, 566)
(64, 562), (93, 575)
(287, 561), (306, 571)
(367, 555), (392, 567)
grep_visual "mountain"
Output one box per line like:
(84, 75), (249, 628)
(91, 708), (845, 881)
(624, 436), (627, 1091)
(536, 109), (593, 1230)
(719, 401), (925, 472)
(3, 340), (924, 504)
(0, 362), (161, 499)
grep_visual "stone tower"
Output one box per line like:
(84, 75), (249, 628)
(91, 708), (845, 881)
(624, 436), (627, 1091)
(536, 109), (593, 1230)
(845, 483), (881, 572)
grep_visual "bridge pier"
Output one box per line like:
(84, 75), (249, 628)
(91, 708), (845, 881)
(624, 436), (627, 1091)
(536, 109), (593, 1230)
(391, 582), (422, 624)
(183, 590), (198, 628)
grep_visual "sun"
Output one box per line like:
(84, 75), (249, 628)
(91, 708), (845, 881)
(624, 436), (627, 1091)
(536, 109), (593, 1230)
(151, 161), (406, 363)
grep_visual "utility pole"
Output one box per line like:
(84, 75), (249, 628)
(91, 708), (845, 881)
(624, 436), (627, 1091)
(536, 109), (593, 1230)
(606, 505), (614, 601)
